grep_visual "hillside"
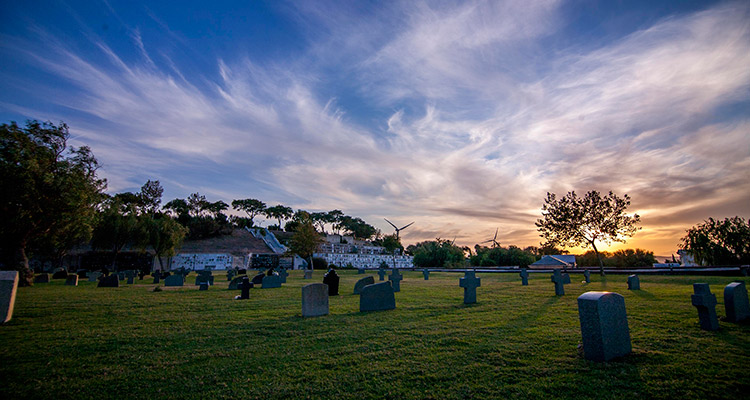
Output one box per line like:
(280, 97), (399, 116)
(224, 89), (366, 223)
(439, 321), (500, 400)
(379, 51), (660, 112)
(177, 228), (272, 256)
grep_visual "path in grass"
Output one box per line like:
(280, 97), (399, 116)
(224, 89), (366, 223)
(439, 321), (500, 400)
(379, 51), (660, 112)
(1, 271), (748, 399)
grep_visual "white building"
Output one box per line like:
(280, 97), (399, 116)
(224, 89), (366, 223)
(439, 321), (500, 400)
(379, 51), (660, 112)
(169, 253), (249, 271)
(313, 252), (414, 269)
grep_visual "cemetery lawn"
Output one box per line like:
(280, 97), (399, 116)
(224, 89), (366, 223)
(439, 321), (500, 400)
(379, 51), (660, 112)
(1, 272), (749, 400)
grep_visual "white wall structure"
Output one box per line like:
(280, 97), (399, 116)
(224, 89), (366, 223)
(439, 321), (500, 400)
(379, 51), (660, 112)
(170, 253), (246, 271)
(313, 253), (413, 269)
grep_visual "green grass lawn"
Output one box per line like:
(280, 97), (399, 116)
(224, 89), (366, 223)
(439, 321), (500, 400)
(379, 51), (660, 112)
(1, 271), (748, 399)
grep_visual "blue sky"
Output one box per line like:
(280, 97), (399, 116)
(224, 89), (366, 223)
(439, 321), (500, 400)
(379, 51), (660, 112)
(1, 0), (749, 256)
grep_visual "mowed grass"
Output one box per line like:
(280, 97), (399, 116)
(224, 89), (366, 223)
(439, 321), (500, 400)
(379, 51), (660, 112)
(1, 271), (748, 400)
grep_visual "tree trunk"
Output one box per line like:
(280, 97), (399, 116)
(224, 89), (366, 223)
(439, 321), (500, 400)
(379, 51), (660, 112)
(14, 245), (34, 287)
(591, 241), (605, 276)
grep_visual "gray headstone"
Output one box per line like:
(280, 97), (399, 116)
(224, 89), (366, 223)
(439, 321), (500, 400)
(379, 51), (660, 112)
(302, 283), (329, 318)
(97, 274), (119, 288)
(34, 273), (50, 284)
(423, 269), (430, 280)
(199, 282), (209, 291)
(65, 274), (78, 286)
(195, 275), (214, 286)
(520, 268), (529, 286)
(378, 268), (387, 281)
(360, 282), (396, 312)
(228, 275), (247, 290)
(388, 269), (403, 292)
(1, 271), (19, 324)
(87, 272), (101, 282)
(235, 277), (251, 300)
(583, 270), (591, 283)
(164, 275), (184, 287)
(724, 282), (750, 322)
(354, 276), (375, 295)
(278, 268), (289, 284)
(358, 268), (365, 274)
(304, 269), (313, 280)
(127, 276), (134, 285)
(261, 275), (282, 289)
(153, 273), (160, 284)
(459, 270), (481, 304)
(551, 270), (565, 296)
(691, 283), (719, 331)
(627, 275), (640, 290)
(226, 269), (236, 281)
(562, 273), (571, 284)
(577, 291), (631, 361)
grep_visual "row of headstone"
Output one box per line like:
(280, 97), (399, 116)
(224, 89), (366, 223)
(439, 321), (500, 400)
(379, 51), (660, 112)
(691, 281), (750, 330)
(1, 271), (19, 324)
(65, 275), (78, 286)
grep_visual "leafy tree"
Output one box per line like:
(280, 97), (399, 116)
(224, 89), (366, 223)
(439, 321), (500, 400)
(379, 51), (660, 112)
(471, 245), (536, 267)
(409, 239), (465, 268)
(310, 212), (328, 233)
(339, 216), (377, 240)
(611, 248), (656, 268)
(163, 198), (190, 222)
(140, 215), (187, 272)
(231, 198), (266, 226)
(536, 190), (640, 275)
(327, 209), (344, 234)
(379, 234), (403, 254)
(139, 180), (163, 214)
(91, 196), (141, 269)
(0, 121), (106, 285)
(187, 193), (209, 217)
(680, 217), (750, 265)
(264, 205), (294, 230)
(287, 213), (322, 269)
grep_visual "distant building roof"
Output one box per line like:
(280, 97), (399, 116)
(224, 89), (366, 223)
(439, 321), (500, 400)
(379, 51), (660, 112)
(531, 255), (577, 267)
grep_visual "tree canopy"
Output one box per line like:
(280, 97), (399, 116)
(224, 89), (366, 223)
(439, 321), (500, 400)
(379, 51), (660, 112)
(408, 239), (465, 268)
(536, 190), (640, 275)
(231, 198), (266, 226)
(680, 216), (750, 266)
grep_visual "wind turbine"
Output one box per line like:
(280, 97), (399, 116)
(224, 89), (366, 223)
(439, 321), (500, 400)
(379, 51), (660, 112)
(480, 228), (500, 248)
(384, 218), (414, 239)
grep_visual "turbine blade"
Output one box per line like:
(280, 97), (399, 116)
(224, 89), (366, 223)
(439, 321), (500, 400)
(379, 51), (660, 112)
(400, 222), (415, 230)
(384, 218), (397, 229)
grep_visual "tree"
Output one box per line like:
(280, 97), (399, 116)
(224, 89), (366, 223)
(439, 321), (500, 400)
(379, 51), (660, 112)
(287, 213), (322, 269)
(408, 239), (465, 268)
(339, 216), (377, 240)
(140, 215), (187, 272)
(91, 196), (141, 270)
(536, 190), (640, 275)
(231, 198), (266, 226)
(264, 205), (294, 230)
(327, 209), (344, 234)
(139, 180), (163, 214)
(0, 121), (106, 285)
(680, 217), (750, 265)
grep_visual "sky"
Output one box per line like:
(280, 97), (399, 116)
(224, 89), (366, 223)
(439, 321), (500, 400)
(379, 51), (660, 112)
(1, 0), (749, 257)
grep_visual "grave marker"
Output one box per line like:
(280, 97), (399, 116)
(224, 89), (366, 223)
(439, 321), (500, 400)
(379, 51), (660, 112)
(577, 291), (631, 361)
(723, 282), (750, 323)
(199, 282), (209, 291)
(583, 270), (591, 284)
(322, 269), (340, 296)
(97, 275), (119, 288)
(388, 269), (403, 292)
(354, 276), (375, 295)
(358, 268), (365, 274)
(153, 272), (160, 284)
(627, 275), (640, 290)
(1, 271), (19, 324)
(423, 269), (430, 280)
(34, 273), (50, 284)
(65, 274), (78, 286)
(520, 268), (529, 286)
(563, 273), (571, 284)
(304, 269), (313, 280)
(261, 275), (282, 289)
(302, 283), (329, 317)
(251, 273), (265, 285)
(235, 277), (251, 300)
(551, 270), (565, 296)
(278, 268), (289, 284)
(378, 268), (387, 281)
(87, 272), (101, 282)
(127, 276), (134, 285)
(691, 283), (719, 331)
(164, 275), (184, 287)
(459, 270), (481, 304)
(228, 275), (248, 290)
(360, 282), (396, 312)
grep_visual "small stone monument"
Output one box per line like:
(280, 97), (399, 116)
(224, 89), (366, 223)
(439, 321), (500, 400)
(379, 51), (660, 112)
(577, 291), (631, 361)
(302, 283), (329, 318)
(34, 273), (50, 284)
(423, 269), (430, 280)
(235, 277), (251, 300)
(251, 273), (265, 285)
(228, 275), (247, 290)
(278, 268), (289, 284)
(520, 268), (529, 286)
(97, 274), (119, 288)
(164, 274), (184, 287)
(153, 272), (160, 284)
(388, 269), (403, 292)
(583, 270), (591, 284)
(723, 282), (750, 323)
(1, 271), (19, 324)
(65, 274), (78, 286)
(52, 268), (68, 279)
(261, 275), (282, 289)
(127, 276), (134, 284)
(551, 270), (565, 296)
(304, 269), (313, 279)
(562, 273), (571, 284)
(226, 269), (236, 281)
(88, 271), (102, 282)
(360, 282), (396, 312)
(354, 276), (375, 295)
(459, 270), (481, 304)
(691, 283), (719, 331)
(358, 268), (365, 274)
(322, 269), (340, 296)
(627, 275), (640, 290)
(199, 282), (209, 291)
(378, 268), (387, 281)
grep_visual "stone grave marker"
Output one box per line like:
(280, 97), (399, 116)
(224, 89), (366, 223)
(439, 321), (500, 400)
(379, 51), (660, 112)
(388, 269), (403, 293)
(692, 283), (719, 331)
(302, 283), (329, 318)
(323, 269), (340, 296)
(520, 268), (529, 286)
(551, 270), (565, 296)
(354, 276), (375, 295)
(562, 273), (571, 284)
(52, 268), (68, 279)
(577, 291), (631, 361)
(423, 269), (430, 280)
(1, 271), (19, 324)
(199, 282), (209, 291)
(627, 275), (640, 290)
(358, 268), (365, 274)
(65, 274), (79, 286)
(723, 282), (750, 323)
(378, 268), (387, 281)
(127, 276), (135, 284)
(459, 270), (481, 304)
(278, 268), (289, 284)
(153, 272), (160, 284)
(360, 281), (396, 312)
(235, 277), (251, 300)
(261, 275), (283, 289)
(228, 275), (248, 290)
(164, 274), (184, 287)
(304, 269), (313, 279)
(34, 273), (50, 284)
(87, 271), (101, 282)
(251, 273), (265, 285)
(97, 274), (119, 288)
(227, 269), (236, 281)
(583, 270), (591, 284)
